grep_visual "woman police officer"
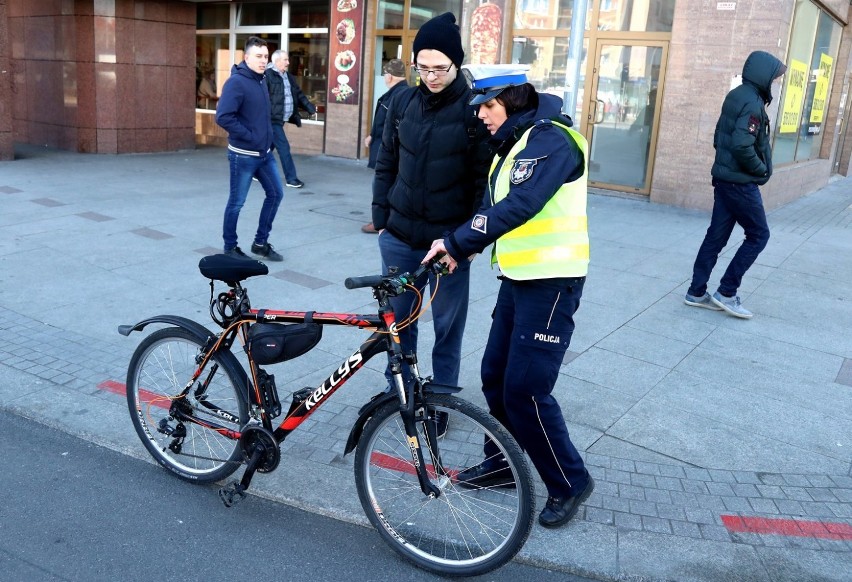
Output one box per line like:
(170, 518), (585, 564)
(422, 65), (594, 528)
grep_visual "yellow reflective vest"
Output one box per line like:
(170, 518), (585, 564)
(490, 120), (589, 280)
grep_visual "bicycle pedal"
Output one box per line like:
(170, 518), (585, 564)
(218, 482), (247, 508)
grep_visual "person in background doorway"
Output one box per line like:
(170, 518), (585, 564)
(362, 58), (409, 234)
(267, 50), (317, 189)
(215, 36), (285, 262)
(684, 51), (786, 319)
(423, 64), (594, 529)
(197, 65), (218, 109)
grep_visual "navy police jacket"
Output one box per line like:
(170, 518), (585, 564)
(216, 62), (273, 154)
(445, 92), (585, 261)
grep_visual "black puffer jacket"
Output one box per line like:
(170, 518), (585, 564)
(266, 68), (316, 127)
(372, 75), (492, 249)
(711, 51), (784, 185)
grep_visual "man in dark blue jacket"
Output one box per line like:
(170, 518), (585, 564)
(685, 51), (786, 318)
(267, 50), (316, 189)
(215, 36), (285, 262)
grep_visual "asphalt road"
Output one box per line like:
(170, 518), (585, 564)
(0, 410), (594, 582)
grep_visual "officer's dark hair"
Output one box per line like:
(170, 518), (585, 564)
(245, 36), (268, 52)
(495, 83), (537, 116)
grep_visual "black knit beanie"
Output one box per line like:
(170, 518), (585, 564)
(412, 12), (464, 68)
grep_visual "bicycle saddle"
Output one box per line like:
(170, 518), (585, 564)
(199, 254), (269, 283)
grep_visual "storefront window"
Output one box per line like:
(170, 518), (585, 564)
(196, 34), (230, 110)
(597, 0), (674, 32)
(410, 0), (460, 28)
(774, 0), (841, 164)
(290, 0), (330, 28)
(513, 36), (586, 120)
(196, 2), (329, 121)
(197, 4), (230, 29)
(514, 0), (580, 31)
(237, 3), (283, 27)
(377, 1), (404, 29)
(289, 33), (330, 119)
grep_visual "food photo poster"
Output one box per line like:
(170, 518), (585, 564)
(463, 0), (507, 65)
(328, 0), (363, 104)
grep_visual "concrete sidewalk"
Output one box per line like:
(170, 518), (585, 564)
(1, 144), (850, 581)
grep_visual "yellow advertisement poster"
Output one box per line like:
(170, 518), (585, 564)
(809, 53), (833, 124)
(780, 59), (807, 134)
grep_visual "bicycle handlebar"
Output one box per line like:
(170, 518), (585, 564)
(344, 275), (385, 289)
(344, 256), (448, 294)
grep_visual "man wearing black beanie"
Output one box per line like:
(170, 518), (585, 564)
(371, 12), (492, 430)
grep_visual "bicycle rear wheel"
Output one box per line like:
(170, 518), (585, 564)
(126, 327), (249, 483)
(353, 394), (534, 577)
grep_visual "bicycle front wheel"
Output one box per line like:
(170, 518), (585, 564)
(126, 327), (249, 483)
(354, 394), (534, 577)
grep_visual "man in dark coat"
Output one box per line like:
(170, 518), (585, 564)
(371, 13), (492, 415)
(361, 58), (408, 234)
(215, 36), (284, 262)
(267, 50), (317, 189)
(685, 50), (786, 319)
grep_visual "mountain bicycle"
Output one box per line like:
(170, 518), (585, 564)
(119, 253), (534, 577)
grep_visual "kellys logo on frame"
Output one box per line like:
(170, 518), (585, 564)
(328, 0), (364, 104)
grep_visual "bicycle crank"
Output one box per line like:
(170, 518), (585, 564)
(239, 425), (280, 473)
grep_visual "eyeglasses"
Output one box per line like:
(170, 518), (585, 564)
(413, 64), (454, 78)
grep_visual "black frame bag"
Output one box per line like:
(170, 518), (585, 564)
(247, 318), (322, 365)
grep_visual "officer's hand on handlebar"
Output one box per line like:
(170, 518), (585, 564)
(422, 239), (458, 273)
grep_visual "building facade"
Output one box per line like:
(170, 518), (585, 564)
(2, 0), (851, 210)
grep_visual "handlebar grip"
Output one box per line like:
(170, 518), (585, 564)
(344, 275), (385, 289)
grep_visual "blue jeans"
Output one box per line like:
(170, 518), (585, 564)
(688, 178), (770, 298)
(272, 124), (298, 184)
(378, 230), (471, 387)
(481, 276), (588, 498)
(223, 150), (284, 251)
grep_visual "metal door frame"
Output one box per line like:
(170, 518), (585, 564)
(583, 38), (669, 195)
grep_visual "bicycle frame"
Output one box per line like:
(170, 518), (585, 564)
(168, 284), (445, 497)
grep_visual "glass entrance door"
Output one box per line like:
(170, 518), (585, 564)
(585, 41), (667, 194)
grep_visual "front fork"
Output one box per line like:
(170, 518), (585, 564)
(391, 352), (444, 498)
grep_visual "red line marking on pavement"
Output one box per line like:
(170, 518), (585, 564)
(97, 380), (170, 410)
(370, 451), (458, 480)
(721, 515), (852, 541)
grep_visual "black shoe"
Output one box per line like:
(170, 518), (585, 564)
(456, 459), (516, 489)
(538, 473), (595, 528)
(286, 179), (305, 188)
(224, 246), (251, 260)
(434, 410), (449, 438)
(251, 242), (283, 262)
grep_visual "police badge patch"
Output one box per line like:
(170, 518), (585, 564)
(748, 115), (759, 135)
(471, 214), (487, 234)
(510, 158), (538, 184)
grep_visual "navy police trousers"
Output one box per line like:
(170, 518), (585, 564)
(481, 276), (588, 498)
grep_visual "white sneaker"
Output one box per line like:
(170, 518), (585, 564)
(684, 292), (723, 311)
(711, 291), (753, 319)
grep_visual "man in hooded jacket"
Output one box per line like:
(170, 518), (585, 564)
(216, 36), (285, 262)
(685, 50), (786, 319)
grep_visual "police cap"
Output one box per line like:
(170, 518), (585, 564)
(461, 64), (530, 105)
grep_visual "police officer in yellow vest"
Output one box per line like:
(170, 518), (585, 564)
(423, 64), (594, 528)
